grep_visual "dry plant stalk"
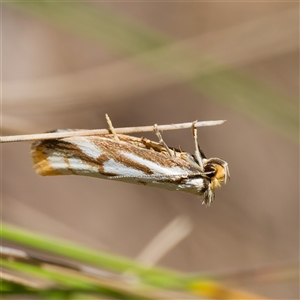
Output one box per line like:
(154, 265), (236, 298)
(0, 118), (226, 143)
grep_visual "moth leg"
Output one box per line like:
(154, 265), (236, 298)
(154, 124), (174, 157)
(191, 121), (204, 171)
(105, 114), (120, 142)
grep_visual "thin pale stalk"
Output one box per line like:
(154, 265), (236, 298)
(0, 120), (226, 143)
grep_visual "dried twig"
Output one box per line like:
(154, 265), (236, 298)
(0, 119), (226, 143)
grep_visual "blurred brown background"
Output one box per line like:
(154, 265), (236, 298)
(1, 2), (299, 299)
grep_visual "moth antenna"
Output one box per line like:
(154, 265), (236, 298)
(109, 174), (187, 180)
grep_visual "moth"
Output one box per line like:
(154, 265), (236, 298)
(31, 117), (229, 205)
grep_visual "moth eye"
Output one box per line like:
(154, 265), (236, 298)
(204, 164), (216, 178)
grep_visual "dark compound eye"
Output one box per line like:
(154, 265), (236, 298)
(204, 164), (216, 178)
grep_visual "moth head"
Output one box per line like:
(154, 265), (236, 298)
(203, 158), (230, 189)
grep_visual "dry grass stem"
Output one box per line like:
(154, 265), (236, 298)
(0, 119), (226, 143)
(136, 216), (192, 267)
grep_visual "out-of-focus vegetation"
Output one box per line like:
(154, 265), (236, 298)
(4, 223), (293, 299)
(4, 1), (298, 140)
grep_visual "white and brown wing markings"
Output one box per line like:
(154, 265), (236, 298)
(30, 128), (229, 205)
(29, 121), (229, 205)
(31, 134), (202, 179)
